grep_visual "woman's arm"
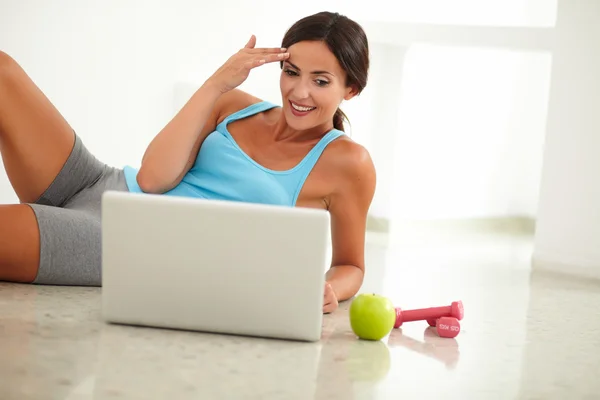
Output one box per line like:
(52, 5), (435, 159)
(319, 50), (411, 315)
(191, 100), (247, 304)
(137, 36), (289, 194)
(326, 141), (377, 302)
(136, 81), (224, 193)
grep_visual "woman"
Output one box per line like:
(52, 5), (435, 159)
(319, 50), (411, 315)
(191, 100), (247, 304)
(0, 11), (375, 313)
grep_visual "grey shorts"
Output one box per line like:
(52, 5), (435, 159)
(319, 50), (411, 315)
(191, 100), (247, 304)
(28, 134), (129, 286)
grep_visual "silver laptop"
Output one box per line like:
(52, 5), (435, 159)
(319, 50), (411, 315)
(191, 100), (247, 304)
(100, 190), (330, 342)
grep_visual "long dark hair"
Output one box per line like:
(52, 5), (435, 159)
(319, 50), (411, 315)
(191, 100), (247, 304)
(281, 12), (369, 132)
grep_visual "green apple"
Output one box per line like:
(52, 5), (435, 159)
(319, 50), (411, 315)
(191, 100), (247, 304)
(349, 293), (396, 341)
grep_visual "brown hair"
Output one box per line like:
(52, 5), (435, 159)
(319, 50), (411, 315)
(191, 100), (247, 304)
(281, 11), (369, 132)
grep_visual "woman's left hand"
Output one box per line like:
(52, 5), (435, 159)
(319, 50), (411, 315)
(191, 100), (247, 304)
(323, 282), (339, 313)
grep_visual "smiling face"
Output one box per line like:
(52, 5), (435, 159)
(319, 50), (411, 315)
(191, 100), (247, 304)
(279, 40), (357, 132)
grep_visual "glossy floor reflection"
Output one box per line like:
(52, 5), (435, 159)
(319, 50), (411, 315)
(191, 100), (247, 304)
(1, 224), (599, 399)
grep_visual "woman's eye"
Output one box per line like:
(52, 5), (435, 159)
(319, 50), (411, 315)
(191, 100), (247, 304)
(316, 79), (329, 87)
(285, 69), (298, 76)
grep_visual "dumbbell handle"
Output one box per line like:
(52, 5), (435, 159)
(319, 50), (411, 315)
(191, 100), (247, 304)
(395, 301), (463, 328)
(401, 305), (454, 322)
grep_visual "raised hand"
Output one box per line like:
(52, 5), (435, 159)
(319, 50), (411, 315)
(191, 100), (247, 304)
(208, 35), (289, 94)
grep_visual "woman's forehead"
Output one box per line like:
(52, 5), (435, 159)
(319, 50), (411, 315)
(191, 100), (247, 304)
(286, 41), (344, 76)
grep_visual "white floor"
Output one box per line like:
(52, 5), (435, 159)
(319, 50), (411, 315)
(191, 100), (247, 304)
(1, 223), (599, 399)
(359, 224), (600, 400)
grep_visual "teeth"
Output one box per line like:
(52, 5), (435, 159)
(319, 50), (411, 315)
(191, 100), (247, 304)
(291, 102), (315, 112)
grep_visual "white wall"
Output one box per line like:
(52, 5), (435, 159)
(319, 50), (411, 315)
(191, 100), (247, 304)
(389, 44), (551, 220)
(0, 0), (554, 224)
(533, 0), (600, 278)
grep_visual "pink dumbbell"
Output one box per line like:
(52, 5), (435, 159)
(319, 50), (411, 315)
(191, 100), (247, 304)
(394, 300), (464, 328)
(433, 317), (461, 338)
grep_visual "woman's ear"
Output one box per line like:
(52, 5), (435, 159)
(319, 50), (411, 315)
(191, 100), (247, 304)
(344, 85), (359, 101)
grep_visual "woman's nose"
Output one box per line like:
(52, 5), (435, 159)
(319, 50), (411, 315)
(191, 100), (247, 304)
(291, 80), (310, 100)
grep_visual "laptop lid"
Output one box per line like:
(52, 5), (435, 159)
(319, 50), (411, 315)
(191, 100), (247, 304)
(100, 191), (330, 342)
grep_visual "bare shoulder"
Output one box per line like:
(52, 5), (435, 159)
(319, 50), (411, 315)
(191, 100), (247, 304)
(323, 136), (376, 204)
(215, 88), (264, 125)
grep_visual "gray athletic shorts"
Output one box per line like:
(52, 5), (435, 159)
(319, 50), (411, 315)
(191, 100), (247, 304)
(28, 134), (129, 286)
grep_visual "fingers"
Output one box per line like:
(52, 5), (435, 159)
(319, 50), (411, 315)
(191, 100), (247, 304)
(322, 282), (338, 313)
(243, 59), (265, 70)
(241, 34), (284, 54)
(244, 53), (289, 70)
(324, 288), (337, 313)
(271, 52), (290, 61)
(323, 300), (338, 314)
(245, 47), (288, 54)
(324, 282), (332, 299)
(244, 35), (256, 49)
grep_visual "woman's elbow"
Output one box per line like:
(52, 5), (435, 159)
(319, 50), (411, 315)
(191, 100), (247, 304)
(136, 167), (167, 194)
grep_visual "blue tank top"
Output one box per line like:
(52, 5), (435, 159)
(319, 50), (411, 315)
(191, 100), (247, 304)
(122, 101), (345, 207)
